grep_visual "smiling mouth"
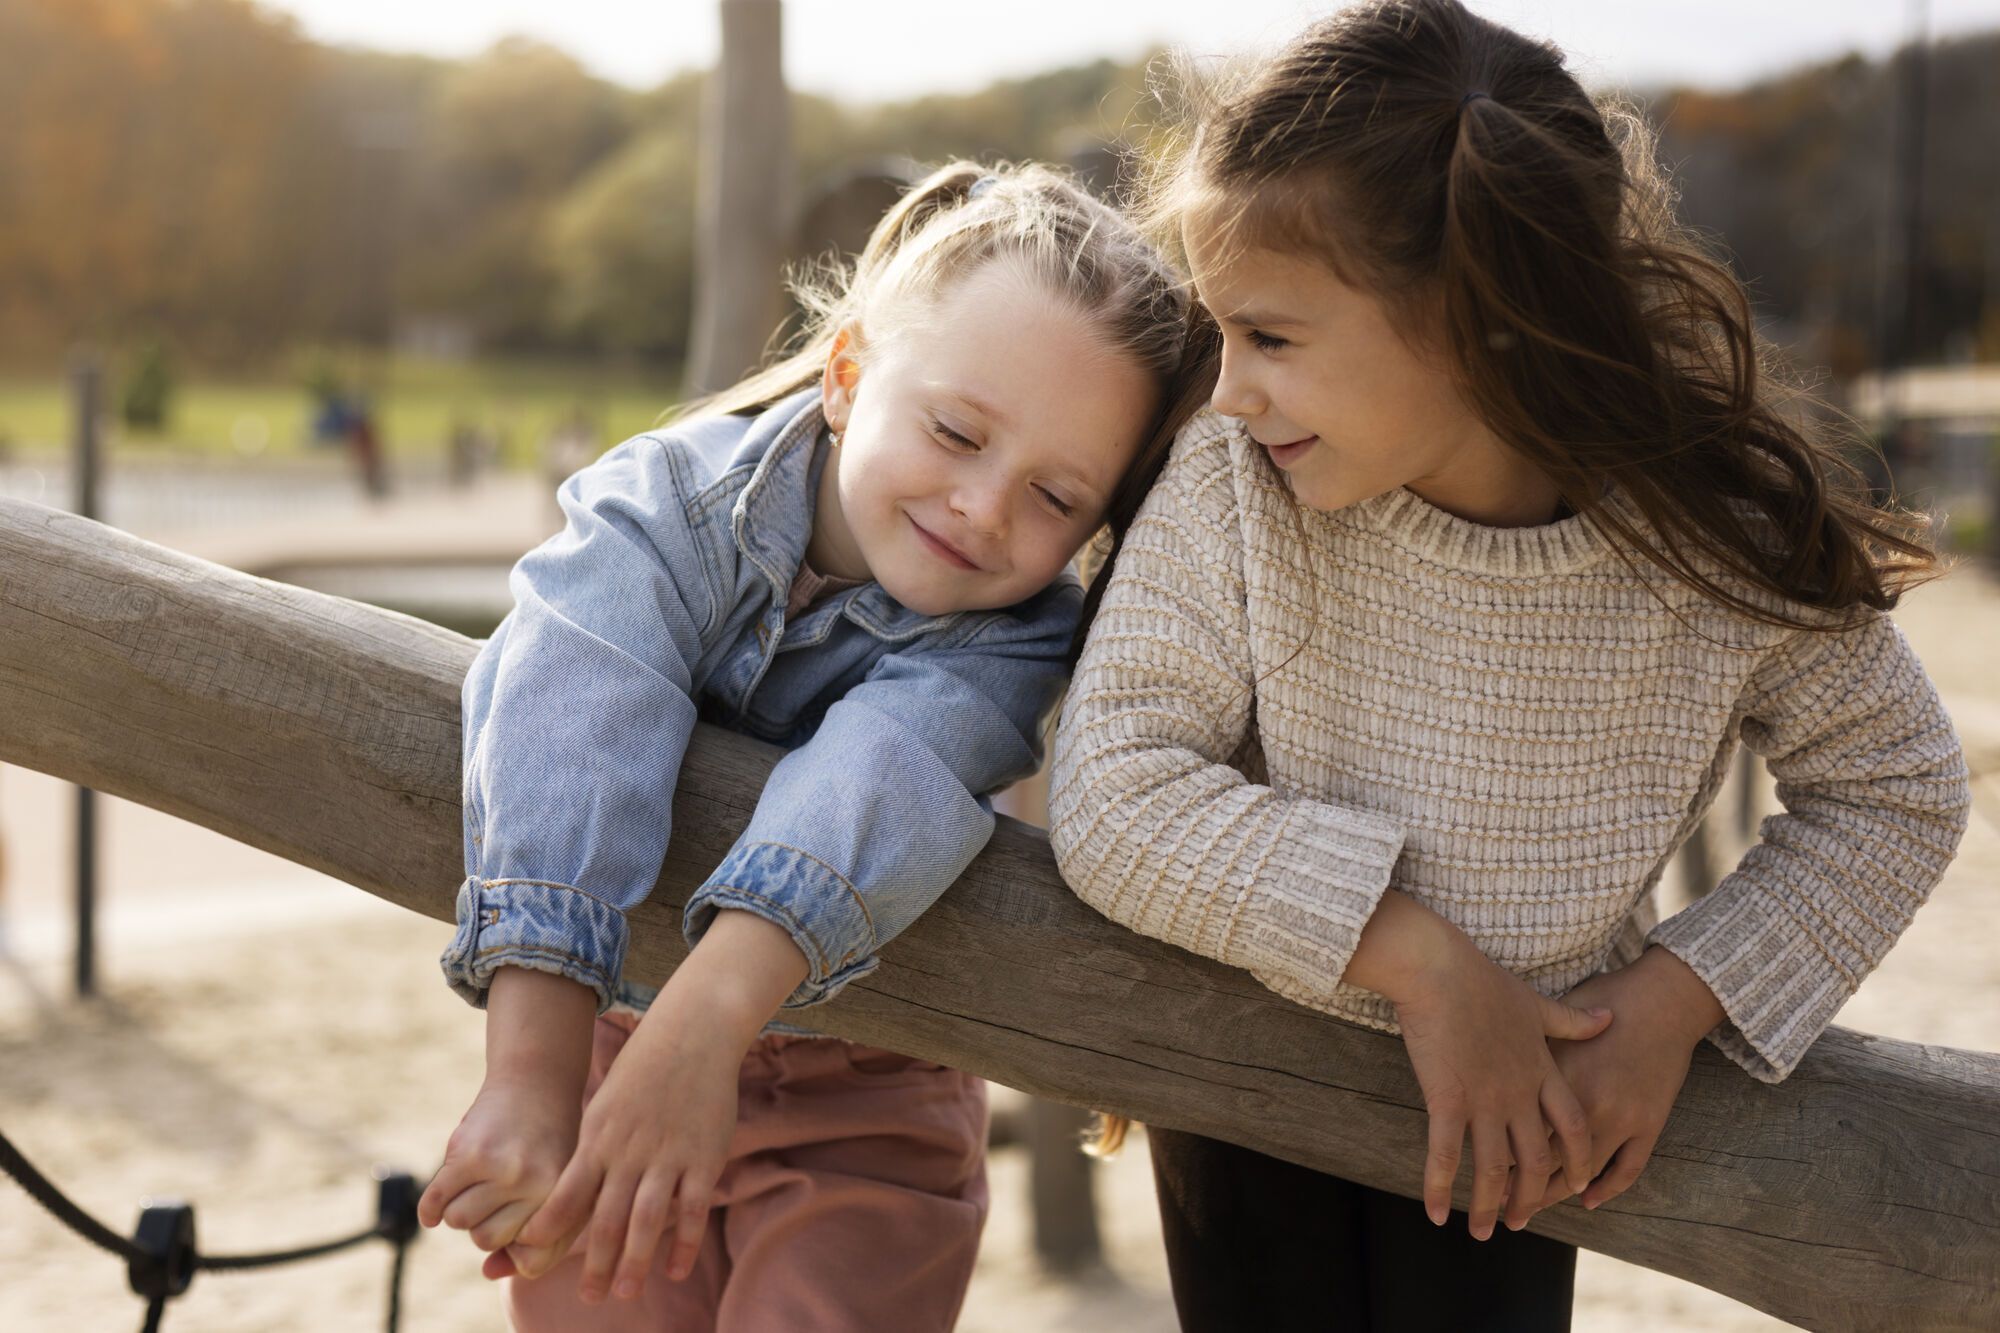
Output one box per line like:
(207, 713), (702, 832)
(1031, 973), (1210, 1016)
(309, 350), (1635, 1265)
(909, 517), (982, 571)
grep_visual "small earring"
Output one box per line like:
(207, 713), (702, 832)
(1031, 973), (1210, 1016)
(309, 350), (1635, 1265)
(828, 428), (843, 448)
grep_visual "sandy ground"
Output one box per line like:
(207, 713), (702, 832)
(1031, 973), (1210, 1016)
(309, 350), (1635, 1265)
(1, 560), (1995, 1332)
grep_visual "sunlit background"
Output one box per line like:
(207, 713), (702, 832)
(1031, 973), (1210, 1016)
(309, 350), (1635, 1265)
(2, 3), (1997, 1331)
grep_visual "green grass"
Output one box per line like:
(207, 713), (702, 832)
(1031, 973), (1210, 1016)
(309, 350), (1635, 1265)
(0, 353), (681, 466)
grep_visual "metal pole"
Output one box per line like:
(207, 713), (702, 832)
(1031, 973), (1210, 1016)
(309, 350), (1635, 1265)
(70, 350), (102, 997)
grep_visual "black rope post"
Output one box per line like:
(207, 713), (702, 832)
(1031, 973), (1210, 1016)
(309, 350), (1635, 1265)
(374, 1167), (420, 1333)
(127, 1200), (196, 1331)
(68, 348), (103, 998)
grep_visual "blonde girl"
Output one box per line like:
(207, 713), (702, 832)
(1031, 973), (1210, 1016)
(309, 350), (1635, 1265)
(416, 160), (1195, 1331)
(1049, 4), (1970, 1329)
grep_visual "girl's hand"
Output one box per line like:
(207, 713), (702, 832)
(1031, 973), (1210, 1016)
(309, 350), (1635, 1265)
(417, 967), (594, 1260)
(1523, 947), (1724, 1223)
(508, 1015), (741, 1301)
(1390, 936), (1612, 1241)
(417, 1074), (582, 1258)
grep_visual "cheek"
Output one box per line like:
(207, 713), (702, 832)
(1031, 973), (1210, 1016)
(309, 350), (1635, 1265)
(1009, 523), (1084, 585)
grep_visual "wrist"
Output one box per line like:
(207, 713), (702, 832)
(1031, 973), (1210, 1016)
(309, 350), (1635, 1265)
(1348, 890), (1480, 1009)
(1630, 946), (1727, 1048)
(484, 966), (598, 1082)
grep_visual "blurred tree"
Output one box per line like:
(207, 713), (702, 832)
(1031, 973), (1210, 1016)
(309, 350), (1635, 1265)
(0, 4), (1991, 380)
(399, 37), (631, 350)
(119, 337), (174, 432)
(545, 126), (700, 358)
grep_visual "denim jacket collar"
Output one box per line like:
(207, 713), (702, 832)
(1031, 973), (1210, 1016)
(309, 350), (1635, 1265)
(732, 390), (969, 645)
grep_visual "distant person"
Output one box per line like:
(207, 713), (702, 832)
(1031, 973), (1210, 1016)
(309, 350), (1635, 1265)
(417, 160), (1201, 1331)
(542, 407), (599, 487)
(1049, 4), (1969, 1330)
(345, 393), (388, 499)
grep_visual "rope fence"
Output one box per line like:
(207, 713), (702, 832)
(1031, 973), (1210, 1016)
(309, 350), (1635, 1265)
(1, 1129), (423, 1332)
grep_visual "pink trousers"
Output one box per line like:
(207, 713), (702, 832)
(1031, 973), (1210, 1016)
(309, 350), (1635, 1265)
(505, 1011), (989, 1333)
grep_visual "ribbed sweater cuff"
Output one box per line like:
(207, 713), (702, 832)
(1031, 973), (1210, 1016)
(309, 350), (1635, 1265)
(1231, 805), (1406, 1007)
(1646, 877), (1850, 1084)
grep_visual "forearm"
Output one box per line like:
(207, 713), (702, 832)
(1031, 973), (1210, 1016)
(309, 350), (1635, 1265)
(484, 965), (598, 1089)
(1342, 889), (1478, 1006)
(644, 909), (812, 1057)
(1620, 945), (1726, 1047)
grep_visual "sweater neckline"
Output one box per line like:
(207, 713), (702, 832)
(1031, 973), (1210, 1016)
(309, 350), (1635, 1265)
(1338, 484), (1620, 577)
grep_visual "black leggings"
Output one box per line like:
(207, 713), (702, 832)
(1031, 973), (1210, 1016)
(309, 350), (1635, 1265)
(1148, 1126), (1576, 1333)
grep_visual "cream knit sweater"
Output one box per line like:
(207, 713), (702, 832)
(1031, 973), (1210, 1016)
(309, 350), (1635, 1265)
(1049, 411), (1970, 1082)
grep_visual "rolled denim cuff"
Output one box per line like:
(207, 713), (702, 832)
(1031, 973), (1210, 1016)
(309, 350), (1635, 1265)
(439, 875), (628, 1012)
(684, 842), (880, 1008)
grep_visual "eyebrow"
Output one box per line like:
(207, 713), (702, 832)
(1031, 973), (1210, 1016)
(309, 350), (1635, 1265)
(1220, 306), (1308, 330)
(935, 386), (1013, 431)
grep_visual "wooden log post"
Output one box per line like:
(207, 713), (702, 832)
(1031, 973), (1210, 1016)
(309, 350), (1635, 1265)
(0, 499), (1996, 1331)
(685, 0), (790, 396)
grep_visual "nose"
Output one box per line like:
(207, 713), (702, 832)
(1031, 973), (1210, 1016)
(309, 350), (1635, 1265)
(949, 477), (1008, 539)
(1210, 339), (1266, 420)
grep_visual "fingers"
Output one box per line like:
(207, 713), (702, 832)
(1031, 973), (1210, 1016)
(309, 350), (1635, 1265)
(1539, 1071), (1596, 1197)
(1534, 1128), (1574, 1213)
(1423, 1102), (1466, 1228)
(1540, 997), (1614, 1043)
(608, 1180), (675, 1301)
(482, 1249), (519, 1282)
(663, 1173), (718, 1283)
(516, 1155), (599, 1254)
(508, 1235), (579, 1283)
(576, 1173), (641, 1303)
(1465, 1119), (1513, 1241)
(1581, 1133), (1656, 1211)
(417, 1157), (477, 1229)
(439, 1183), (511, 1235)
(1502, 1117), (1559, 1233)
(469, 1199), (537, 1254)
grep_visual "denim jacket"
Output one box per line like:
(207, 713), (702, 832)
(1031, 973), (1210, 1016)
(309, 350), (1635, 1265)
(440, 389), (1080, 1019)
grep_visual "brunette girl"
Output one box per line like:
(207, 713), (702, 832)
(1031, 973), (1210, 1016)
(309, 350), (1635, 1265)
(1050, 4), (1969, 1328)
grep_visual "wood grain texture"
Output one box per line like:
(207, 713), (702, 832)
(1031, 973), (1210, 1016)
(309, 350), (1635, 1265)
(3, 497), (1994, 1330)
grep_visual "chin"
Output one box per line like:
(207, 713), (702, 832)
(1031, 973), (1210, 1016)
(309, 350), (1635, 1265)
(876, 576), (960, 617)
(1288, 470), (1395, 515)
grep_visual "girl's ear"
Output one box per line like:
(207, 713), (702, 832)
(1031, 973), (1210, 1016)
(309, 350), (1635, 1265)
(820, 323), (865, 433)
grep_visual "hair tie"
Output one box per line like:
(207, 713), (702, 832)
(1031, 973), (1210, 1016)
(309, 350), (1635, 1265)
(968, 174), (999, 198)
(1460, 90), (1492, 108)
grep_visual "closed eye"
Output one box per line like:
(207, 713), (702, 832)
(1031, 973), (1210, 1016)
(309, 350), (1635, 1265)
(1035, 485), (1074, 518)
(929, 416), (978, 450)
(1246, 329), (1288, 352)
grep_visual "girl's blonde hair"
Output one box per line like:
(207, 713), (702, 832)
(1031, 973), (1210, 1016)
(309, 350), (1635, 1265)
(680, 160), (1190, 426)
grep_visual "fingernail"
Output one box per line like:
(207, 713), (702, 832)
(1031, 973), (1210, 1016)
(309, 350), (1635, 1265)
(615, 1279), (638, 1300)
(1589, 1007), (1612, 1018)
(1426, 1204), (1445, 1226)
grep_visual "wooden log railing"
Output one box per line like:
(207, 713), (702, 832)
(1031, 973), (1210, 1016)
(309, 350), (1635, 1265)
(2, 496), (1996, 1331)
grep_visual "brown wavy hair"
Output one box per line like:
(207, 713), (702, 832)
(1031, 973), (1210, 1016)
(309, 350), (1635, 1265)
(1083, 0), (1942, 1160)
(1140, 0), (1938, 631)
